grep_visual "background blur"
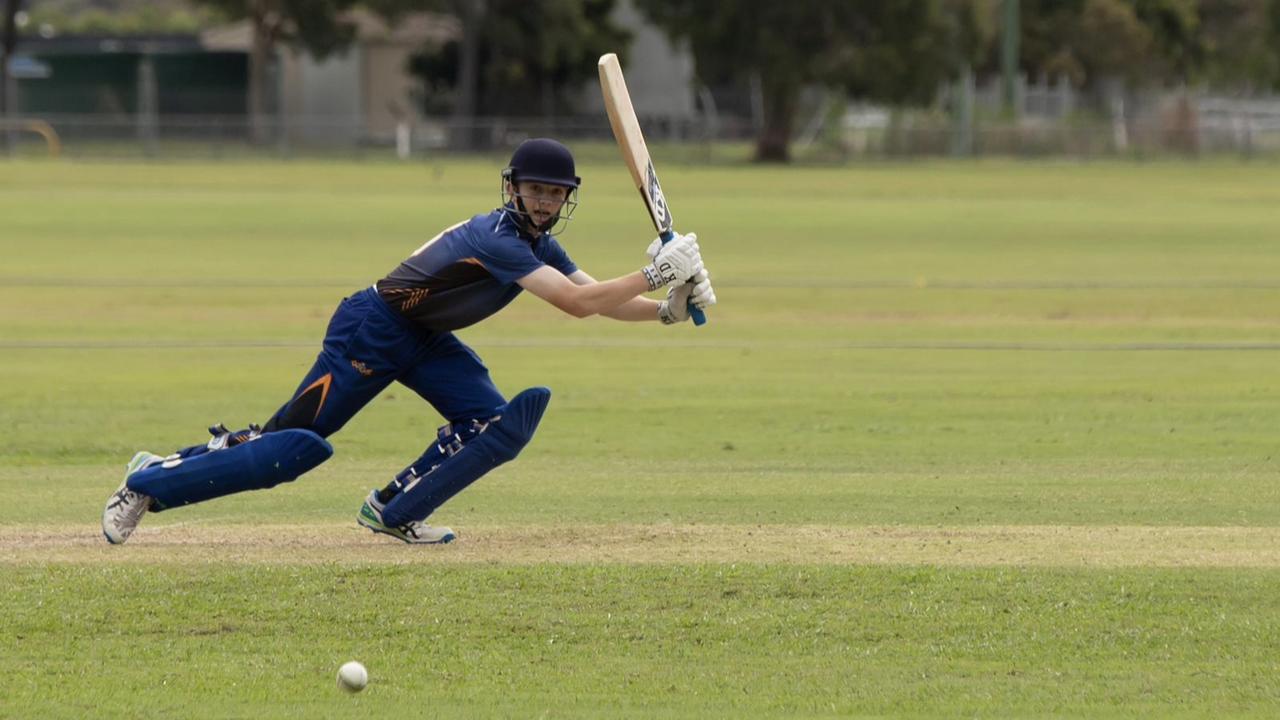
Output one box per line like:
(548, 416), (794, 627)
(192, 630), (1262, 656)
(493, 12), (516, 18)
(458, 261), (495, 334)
(2, 0), (1280, 163)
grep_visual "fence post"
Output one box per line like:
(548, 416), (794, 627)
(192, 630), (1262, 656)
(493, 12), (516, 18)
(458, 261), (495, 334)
(396, 121), (410, 160)
(1001, 0), (1020, 119)
(950, 64), (974, 157)
(136, 51), (159, 157)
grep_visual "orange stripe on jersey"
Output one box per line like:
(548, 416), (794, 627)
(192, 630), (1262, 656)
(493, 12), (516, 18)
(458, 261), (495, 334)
(301, 373), (333, 422)
(403, 288), (428, 310)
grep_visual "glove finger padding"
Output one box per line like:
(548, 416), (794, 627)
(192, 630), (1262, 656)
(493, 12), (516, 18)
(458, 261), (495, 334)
(690, 271), (716, 309)
(643, 234), (703, 291)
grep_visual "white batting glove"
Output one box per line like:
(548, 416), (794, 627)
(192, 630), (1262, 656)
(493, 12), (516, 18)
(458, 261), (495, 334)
(658, 268), (716, 324)
(641, 232), (702, 291)
(688, 268), (716, 309)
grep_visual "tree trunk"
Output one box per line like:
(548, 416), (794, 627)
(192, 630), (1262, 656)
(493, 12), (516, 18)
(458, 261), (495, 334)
(754, 79), (797, 163)
(1, 0), (19, 154)
(451, 0), (484, 150)
(248, 0), (275, 145)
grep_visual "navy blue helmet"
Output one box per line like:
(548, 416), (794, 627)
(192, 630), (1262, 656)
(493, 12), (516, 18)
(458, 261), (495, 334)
(503, 138), (581, 188)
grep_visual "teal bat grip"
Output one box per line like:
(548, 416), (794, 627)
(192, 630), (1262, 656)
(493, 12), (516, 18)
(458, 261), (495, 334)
(660, 229), (707, 326)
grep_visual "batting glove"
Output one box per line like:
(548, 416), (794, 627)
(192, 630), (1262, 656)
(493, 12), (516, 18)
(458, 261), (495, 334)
(658, 269), (716, 324)
(641, 232), (702, 291)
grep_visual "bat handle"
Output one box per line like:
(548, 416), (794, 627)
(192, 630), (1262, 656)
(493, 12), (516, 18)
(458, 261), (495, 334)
(659, 229), (708, 326)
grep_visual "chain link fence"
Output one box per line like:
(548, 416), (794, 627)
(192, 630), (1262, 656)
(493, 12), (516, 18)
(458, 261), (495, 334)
(3, 102), (1279, 162)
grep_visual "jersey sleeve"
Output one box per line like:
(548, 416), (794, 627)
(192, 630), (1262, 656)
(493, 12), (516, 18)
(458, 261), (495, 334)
(464, 228), (548, 284)
(540, 237), (579, 277)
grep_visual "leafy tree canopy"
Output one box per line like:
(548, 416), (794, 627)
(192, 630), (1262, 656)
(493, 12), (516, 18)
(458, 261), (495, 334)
(1017, 0), (1280, 91)
(637, 0), (997, 161)
(191, 0), (357, 58)
(1017, 0), (1200, 86)
(18, 0), (229, 36)
(373, 0), (629, 117)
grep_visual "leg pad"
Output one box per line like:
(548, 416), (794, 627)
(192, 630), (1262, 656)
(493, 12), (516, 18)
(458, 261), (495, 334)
(381, 387), (550, 526)
(128, 429), (333, 511)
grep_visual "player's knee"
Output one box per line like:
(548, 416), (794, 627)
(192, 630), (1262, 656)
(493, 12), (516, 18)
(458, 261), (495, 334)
(486, 386), (551, 463)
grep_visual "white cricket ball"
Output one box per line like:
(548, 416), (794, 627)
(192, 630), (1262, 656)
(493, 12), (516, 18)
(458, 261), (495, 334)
(336, 661), (368, 693)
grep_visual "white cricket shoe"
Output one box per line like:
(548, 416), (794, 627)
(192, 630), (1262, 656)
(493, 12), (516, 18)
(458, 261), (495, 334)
(357, 490), (456, 544)
(102, 451), (163, 545)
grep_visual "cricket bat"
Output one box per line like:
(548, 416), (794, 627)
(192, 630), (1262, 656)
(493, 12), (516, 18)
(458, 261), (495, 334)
(598, 52), (707, 326)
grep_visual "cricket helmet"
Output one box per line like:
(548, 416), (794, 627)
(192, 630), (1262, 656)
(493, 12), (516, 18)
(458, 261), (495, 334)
(501, 138), (580, 236)
(503, 138), (581, 188)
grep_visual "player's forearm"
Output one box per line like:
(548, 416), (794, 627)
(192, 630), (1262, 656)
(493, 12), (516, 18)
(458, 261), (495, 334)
(600, 295), (662, 321)
(568, 271), (651, 316)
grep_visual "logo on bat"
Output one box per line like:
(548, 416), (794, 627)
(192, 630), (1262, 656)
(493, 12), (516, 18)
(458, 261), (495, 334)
(645, 160), (672, 231)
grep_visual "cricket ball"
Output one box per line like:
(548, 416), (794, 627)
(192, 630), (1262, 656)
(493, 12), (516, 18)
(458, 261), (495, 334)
(337, 661), (368, 693)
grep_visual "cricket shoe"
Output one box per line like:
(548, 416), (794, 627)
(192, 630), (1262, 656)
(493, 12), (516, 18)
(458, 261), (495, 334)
(102, 451), (163, 545)
(356, 490), (456, 545)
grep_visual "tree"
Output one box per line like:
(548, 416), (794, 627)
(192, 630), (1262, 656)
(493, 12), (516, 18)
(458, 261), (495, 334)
(1017, 0), (1203, 87)
(2, 0), (19, 143)
(191, 0), (358, 142)
(1197, 0), (1280, 90)
(22, 2), (229, 35)
(380, 0), (627, 149)
(637, 0), (994, 162)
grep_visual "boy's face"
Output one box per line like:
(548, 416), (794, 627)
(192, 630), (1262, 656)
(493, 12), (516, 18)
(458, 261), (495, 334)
(512, 181), (570, 229)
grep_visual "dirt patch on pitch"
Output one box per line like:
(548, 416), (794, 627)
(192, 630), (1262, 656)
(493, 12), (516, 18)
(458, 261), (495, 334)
(4, 523), (1280, 567)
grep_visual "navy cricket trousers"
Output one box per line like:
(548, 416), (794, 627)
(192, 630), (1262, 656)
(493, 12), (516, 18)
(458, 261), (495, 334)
(264, 286), (506, 437)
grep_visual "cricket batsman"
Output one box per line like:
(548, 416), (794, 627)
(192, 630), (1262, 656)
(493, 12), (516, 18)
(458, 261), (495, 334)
(102, 138), (716, 544)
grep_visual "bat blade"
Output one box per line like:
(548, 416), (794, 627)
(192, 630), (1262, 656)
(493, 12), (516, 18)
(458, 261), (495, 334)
(598, 53), (671, 236)
(598, 52), (706, 326)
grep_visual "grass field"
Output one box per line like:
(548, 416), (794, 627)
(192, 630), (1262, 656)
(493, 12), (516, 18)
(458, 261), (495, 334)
(3, 157), (1280, 718)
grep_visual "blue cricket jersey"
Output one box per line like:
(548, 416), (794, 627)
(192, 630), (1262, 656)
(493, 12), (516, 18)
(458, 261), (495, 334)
(376, 207), (578, 332)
